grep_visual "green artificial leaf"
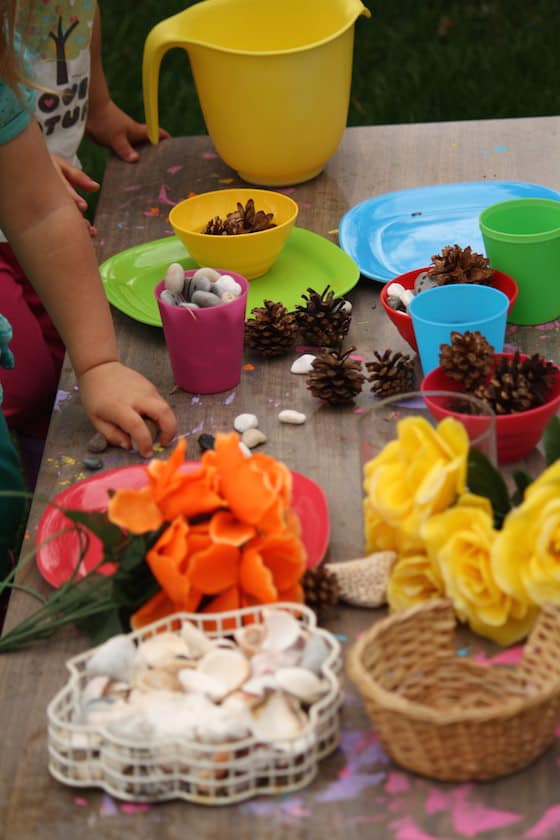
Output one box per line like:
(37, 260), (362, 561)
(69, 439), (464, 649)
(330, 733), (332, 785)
(61, 509), (125, 553)
(467, 448), (512, 529)
(510, 469), (533, 507)
(75, 607), (124, 646)
(542, 415), (560, 466)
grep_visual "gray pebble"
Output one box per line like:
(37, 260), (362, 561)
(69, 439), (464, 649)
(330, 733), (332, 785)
(160, 289), (184, 307)
(87, 431), (109, 453)
(82, 455), (104, 471)
(386, 295), (404, 312)
(190, 274), (212, 294)
(191, 290), (223, 308)
(414, 271), (438, 294)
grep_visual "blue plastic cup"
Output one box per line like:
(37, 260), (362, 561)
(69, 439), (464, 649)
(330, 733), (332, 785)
(408, 284), (509, 374)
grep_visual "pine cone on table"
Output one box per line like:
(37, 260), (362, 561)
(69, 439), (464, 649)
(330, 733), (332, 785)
(245, 300), (298, 357)
(302, 566), (340, 613)
(439, 330), (494, 390)
(366, 349), (416, 397)
(428, 244), (494, 285)
(295, 286), (351, 348)
(204, 198), (276, 235)
(307, 345), (365, 405)
(474, 351), (557, 414)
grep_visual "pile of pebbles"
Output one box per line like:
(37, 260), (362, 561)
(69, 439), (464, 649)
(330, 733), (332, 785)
(385, 269), (439, 313)
(160, 264), (243, 309)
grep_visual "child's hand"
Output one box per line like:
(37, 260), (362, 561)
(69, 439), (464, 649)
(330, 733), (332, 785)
(86, 100), (169, 163)
(50, 154), (99, 236)
(77, 361), (177, 458)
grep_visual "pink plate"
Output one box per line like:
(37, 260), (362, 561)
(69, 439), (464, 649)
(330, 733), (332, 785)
(36, 463), (330, 588)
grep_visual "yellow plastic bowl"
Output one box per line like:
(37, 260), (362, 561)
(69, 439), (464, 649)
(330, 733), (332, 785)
(169, 188), (298, 279)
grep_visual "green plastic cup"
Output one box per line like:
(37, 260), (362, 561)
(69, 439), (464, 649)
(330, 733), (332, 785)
(479, 198), (560, 325)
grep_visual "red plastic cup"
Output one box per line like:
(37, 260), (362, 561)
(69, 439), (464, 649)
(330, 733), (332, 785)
(155, 270), (248, 394)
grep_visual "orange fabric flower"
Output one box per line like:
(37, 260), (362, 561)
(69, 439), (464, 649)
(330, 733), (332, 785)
(108, 487), (163, 534)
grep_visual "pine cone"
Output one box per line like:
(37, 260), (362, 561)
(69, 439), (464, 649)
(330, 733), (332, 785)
(366, 349), (416, 397)
(428, 244), (494, 286)
(307, 345), (365, 405)
(474, 351), (557, 414)
(302, 566), (340, 612)
(204, 199), (275, 235)
(439, 331), (494, 390)
(245, 300), (298, 357)
(295, 286), (351, 348)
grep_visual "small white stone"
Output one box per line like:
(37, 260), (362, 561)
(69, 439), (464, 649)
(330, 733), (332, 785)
(278, 409), (306, 425)
(290, 354), (316, 375)
(401, 289), (415, 307)
(193, 267), (222, 284)
(386, 282), (406, 300)
(234, 413), (259, 433)
(242, 428), (267, 449)
(214, 275), (242, 297)
(341, 299), (353, 314)
(164, 262), (185, 294)
(239, 441), (252, 457)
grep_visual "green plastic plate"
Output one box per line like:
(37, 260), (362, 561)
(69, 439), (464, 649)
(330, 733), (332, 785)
(99, 228), (360, 326)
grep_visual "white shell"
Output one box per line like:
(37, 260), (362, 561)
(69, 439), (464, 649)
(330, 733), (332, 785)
(234, 624), (267, 656)
(214, 275), (242, 297)
(278, 409), (306, 425)
(180, 621), (214, 658)
(134, 632), (191, 669)
(250, 691), (306, 742)
(86, 634), (136, 683)
(262, 609), (302, 652)
(178, 668), (228, 702)
(290, 354), (316, 375)
(164, 262), (185, 294)
(241, 428), (267, 449)
(220, 291), (236, 303)
(193, 267), (222, 284)
(243, 674), (279, 696)
(234, 413), (259, 433)
(275, 667), (327, 704)
(197, 648), (251, 699)
(300, 634), (331, 674)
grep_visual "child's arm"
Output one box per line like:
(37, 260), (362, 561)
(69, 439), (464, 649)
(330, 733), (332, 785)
(85, 6), (168, 162)
(0, 119), (176, 457)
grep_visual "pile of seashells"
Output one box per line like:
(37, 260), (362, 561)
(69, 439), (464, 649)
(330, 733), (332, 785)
(160, 263), (243, 309)
(48, 606), (342, 804)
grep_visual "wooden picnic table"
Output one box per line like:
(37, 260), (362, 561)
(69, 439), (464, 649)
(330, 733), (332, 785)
(2, 118), (560, 839)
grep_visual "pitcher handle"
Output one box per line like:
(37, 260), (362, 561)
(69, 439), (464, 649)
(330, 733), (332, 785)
(142, 13), (188, 145)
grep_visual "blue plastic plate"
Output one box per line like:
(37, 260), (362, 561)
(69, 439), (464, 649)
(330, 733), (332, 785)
(338, 181), (560, 283)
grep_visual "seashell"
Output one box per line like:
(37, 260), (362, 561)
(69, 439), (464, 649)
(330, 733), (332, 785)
(180, 620), (214, 658)
(243, 674), (279, 696)
(385, 281), (406, 300)
(278, 409), (306, 424)
(233, 413), (258, 433)
(299, 633), (331, 675)
(241, 427), (267, 449)
(164, 262), (186, 294)
(197, 648), (251, 700)
(401, 289), (415, 307)
(275, 667), (328, 704)
(341, 299), (353, 314)
(234, 623), (267, 656)
(134, 668), (182, 693)
(159, 288), (184, 307)
(250, 690), (307, 742)
(178, 668), (228, 701)
(191, 290), (223, 308)
(82, 696), (120, 726)
(324, 550), (397, 607)
(86, 634), (137, 683)
(250, 649), (286, 676)
(290, 354), (316, 375)
(262, 608), (303, 652)
(193, 266), (222, 284)
(194, 702), (252, 744)
(214, 275), (242, 298)
(140, 691), (216, 740)
(82, 675), (110, 706)
(105, 711), (155, 743)
(134, 631), (191, 669)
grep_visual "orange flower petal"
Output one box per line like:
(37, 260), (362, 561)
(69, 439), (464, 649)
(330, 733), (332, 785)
(130, 589), (178, 629)
(108, 487), (163, 534)
(211, 432), (278, 524)
(188, 543), (240, 594)
(256, 533), (307, 591)
(202, 585), (240, 613)
(277, 582), (304, 603)
(146, 518), (191, 602)
(255, 496), (286, 534)
(240, 548), (278, 603)
(209, 510), (257, 546)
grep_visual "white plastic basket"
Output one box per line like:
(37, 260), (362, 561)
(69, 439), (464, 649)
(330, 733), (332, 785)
(47, 603), (342, 805)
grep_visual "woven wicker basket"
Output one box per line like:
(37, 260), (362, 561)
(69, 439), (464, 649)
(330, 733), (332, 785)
(347, 599), (560, 782)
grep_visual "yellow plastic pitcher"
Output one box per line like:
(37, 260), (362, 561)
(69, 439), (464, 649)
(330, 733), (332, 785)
(143, 0), (370, 186)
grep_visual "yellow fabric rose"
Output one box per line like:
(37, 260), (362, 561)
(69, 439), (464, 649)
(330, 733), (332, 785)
(422, 505), (537, 645)
(363, 416), (469, 554)
(492, 484), (560, 607)
(387, 551), (445, 611)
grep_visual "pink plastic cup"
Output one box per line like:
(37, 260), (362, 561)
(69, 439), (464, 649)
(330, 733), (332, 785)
(155, 270), (248, 394)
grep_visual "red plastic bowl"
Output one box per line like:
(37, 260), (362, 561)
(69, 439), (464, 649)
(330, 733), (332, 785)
(380, 268), (519, 354)
(421, 354), (560, 464)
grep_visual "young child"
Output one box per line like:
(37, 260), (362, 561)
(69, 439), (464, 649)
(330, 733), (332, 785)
(0, 2), (169, 473)
(0, 2), (177, 568)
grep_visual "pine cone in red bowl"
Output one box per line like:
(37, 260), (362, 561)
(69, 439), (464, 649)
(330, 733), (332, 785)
(380, 267), (519, 353)
(421, 353), (560, 464)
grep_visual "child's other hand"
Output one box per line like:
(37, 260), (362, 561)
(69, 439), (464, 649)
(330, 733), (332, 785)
(77, 361), (177, 458)
(51, 154), (99, 234)
(86, 100), (169, 163)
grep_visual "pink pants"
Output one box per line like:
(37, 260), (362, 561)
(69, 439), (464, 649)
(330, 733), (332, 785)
(0, 243), (65, 439)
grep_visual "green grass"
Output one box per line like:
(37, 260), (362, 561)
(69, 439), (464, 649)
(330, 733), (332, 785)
(81, 0), (560, 211)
